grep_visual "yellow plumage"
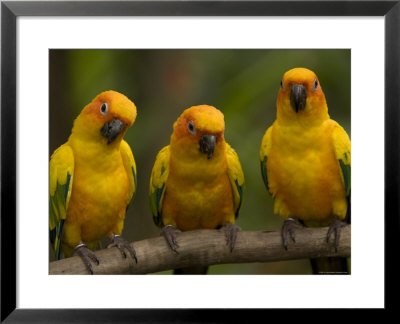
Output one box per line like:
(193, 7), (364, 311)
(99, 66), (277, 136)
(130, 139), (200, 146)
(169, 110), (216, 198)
(149, 105), (244, 253)
(49, 90), (137, 266)
(156, 143), (239, 230)
(260, 67), (350, 228)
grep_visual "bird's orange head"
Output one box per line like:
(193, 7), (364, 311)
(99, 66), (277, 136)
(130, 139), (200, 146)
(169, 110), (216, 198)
(171, 105), (225, 160)
(74, 90), (137, 145)
(277, 68), (329, 123)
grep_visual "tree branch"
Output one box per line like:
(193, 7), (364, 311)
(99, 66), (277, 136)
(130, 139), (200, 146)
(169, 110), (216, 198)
(49, 225), (350, 274)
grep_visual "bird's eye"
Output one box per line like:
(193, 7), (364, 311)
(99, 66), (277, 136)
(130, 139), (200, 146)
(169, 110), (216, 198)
(312, 79), (318, 91)
(280, 80), (285, 90)
(100, 103), (108, 116)
(187, 121), (196, 135)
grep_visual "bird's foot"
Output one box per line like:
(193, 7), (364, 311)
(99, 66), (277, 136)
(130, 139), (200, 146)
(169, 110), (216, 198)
(73, 243), (100, 274)
(327, 217), (347, 252)
(107, 234), (137, 263)
(161, 225), (181, 254)
(220, 223), (241, 252)
(282, 217), (300, 250)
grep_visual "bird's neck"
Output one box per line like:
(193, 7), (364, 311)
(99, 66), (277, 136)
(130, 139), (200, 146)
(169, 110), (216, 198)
(277, 100), (330, 128)
(68, 131), (122, 171)
(169, 137), (227, 181)
(273, 118), (336, 154)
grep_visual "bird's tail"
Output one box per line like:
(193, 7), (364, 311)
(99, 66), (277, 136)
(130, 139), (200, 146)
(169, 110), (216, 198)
(174, 266), (209, 275)
(308, 200), (351, 275)
(310, 257), (349, 274)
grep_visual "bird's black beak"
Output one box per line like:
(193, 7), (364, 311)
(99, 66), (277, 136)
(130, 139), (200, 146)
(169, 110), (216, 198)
(100, 118), (126, 144)
(290, 84), (307, 113)
(199, 134), (216, 159)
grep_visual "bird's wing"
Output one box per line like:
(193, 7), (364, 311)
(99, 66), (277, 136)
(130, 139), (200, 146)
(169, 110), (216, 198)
(149, 145), (170, 227)
(332, 124), (351, 197)
(49, 143), (74, 260)
(226, 143), (245, 219)
(120, 140), (137, 209)
(259, 125), (273, 195)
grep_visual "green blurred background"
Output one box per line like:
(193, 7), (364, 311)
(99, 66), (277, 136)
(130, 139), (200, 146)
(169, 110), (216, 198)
(49, 49), (350, 274)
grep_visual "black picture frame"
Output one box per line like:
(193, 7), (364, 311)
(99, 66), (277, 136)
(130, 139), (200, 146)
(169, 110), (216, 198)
(1, 0), (398, 321)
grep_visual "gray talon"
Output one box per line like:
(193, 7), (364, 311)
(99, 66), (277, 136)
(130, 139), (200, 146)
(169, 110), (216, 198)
(281, 218), (299, 250)
(108, 235), (137, 263)
(327, 217), (346, 252)
(161, 225), (181, 253)
(220, 223), (241, 252)
(73, 244), (100, 274)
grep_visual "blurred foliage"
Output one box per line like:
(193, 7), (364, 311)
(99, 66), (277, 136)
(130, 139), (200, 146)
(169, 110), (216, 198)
(49, 49), (350, 274)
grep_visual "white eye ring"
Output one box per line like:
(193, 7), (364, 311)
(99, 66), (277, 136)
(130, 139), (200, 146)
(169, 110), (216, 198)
(312, 79), (318, 91)
(100, 103), (108, 116)
(187, 121), (196, 135)
(280, 80), (285, 91)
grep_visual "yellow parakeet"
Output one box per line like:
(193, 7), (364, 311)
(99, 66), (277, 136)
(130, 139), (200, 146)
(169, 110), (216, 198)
(260, 68), (350, 273)
(49, 90), (138, 273)
(149, 105), (244, 273)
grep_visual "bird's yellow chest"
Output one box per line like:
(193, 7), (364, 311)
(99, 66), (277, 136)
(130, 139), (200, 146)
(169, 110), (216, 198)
(162, 157), (234, 230)
(268, 121), (344, 222)
(67, 151), (130, 241)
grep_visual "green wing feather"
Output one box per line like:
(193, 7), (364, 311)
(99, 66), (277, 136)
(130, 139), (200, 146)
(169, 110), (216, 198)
(339, 156), (351, 196)
(120, 140), (137, 210)
(260, 126), (273, 195)
(260, 156), (269, 193)
(226, 144), (245, 219)
(49, 144), (74, 260)
(332, 124), (351, 197)
(149, 146), (170, 227)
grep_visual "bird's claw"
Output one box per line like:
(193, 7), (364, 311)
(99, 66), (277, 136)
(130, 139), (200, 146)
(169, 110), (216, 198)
(73, 243), (100, 274)
(161, 225), (181, 254)
(327, 217), (346, 252)
(107, 235), (137, 263)
(282, 217), (299, 250)
(220, 223), (241, 252)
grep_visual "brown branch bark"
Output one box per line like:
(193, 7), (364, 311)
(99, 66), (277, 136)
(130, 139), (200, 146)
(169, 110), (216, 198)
(49, 225), (351, 275)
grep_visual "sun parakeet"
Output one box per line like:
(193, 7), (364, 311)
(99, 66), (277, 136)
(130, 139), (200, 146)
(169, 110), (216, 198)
(49, 90), (138, 274)
(149, 105), (244, 274)
(260, 67), (351, 274)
